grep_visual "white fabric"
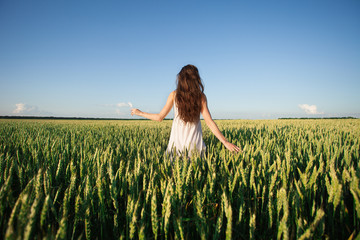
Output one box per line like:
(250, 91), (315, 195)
(166, 101), (206, 156)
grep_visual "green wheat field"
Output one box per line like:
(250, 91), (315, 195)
(0, 119), (359, 239)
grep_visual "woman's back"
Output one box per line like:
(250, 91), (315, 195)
(166, 94), (205, 155)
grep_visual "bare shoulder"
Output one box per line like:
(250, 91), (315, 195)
(200, 93), (208, 113)
(201, 93), (207, 103)
(170, 90), (176, 98)
(166, 91), (175, 102)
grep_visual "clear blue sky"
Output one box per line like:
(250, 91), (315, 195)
(1, 0), (359, 119)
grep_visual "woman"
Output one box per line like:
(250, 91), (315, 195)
(131, 64), (240, 156)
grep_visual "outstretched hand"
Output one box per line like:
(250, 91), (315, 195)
(131, 108), (142, 116)
(224, 141), (241, 153)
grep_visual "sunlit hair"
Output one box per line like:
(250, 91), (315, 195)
(175, 64), (204, 123)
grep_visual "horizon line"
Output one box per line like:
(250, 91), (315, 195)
(0, 115), (358, 120)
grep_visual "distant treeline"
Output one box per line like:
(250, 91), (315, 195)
(278, 117), (357, 119)
(0, 116), (134, 120)
(0, 116), (357, 120)
(0, 116), (176, 121)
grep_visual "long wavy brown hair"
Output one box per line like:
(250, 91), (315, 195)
(175, 65), (204, 123)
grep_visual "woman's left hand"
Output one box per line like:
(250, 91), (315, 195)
(224, 141), (241, 153)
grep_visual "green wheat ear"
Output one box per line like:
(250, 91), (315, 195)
(222, 192), (232, 240)
(249, 212), (256, 240)
(5, 192), (24, 239)
(151, 190), (159, 240)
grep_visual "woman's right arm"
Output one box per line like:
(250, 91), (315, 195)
(131, 91), (175, 122)
(201, 94), (241, 152)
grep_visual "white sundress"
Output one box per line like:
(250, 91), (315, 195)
(166, 101), (206, 156)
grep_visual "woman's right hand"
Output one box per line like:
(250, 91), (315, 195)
(131, 108), (142, 116)
(224, 141), (241, 153)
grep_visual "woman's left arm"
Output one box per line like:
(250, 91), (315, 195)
(131, 91), (175, 122)
(201, 94), (241, 152)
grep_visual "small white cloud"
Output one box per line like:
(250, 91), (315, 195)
(116, 102), (133, 108)
(13, 103), (26, 113)
(12, 103), (52, 116)
(298, 104), (324, 115)
(104, 102), (133, 116)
